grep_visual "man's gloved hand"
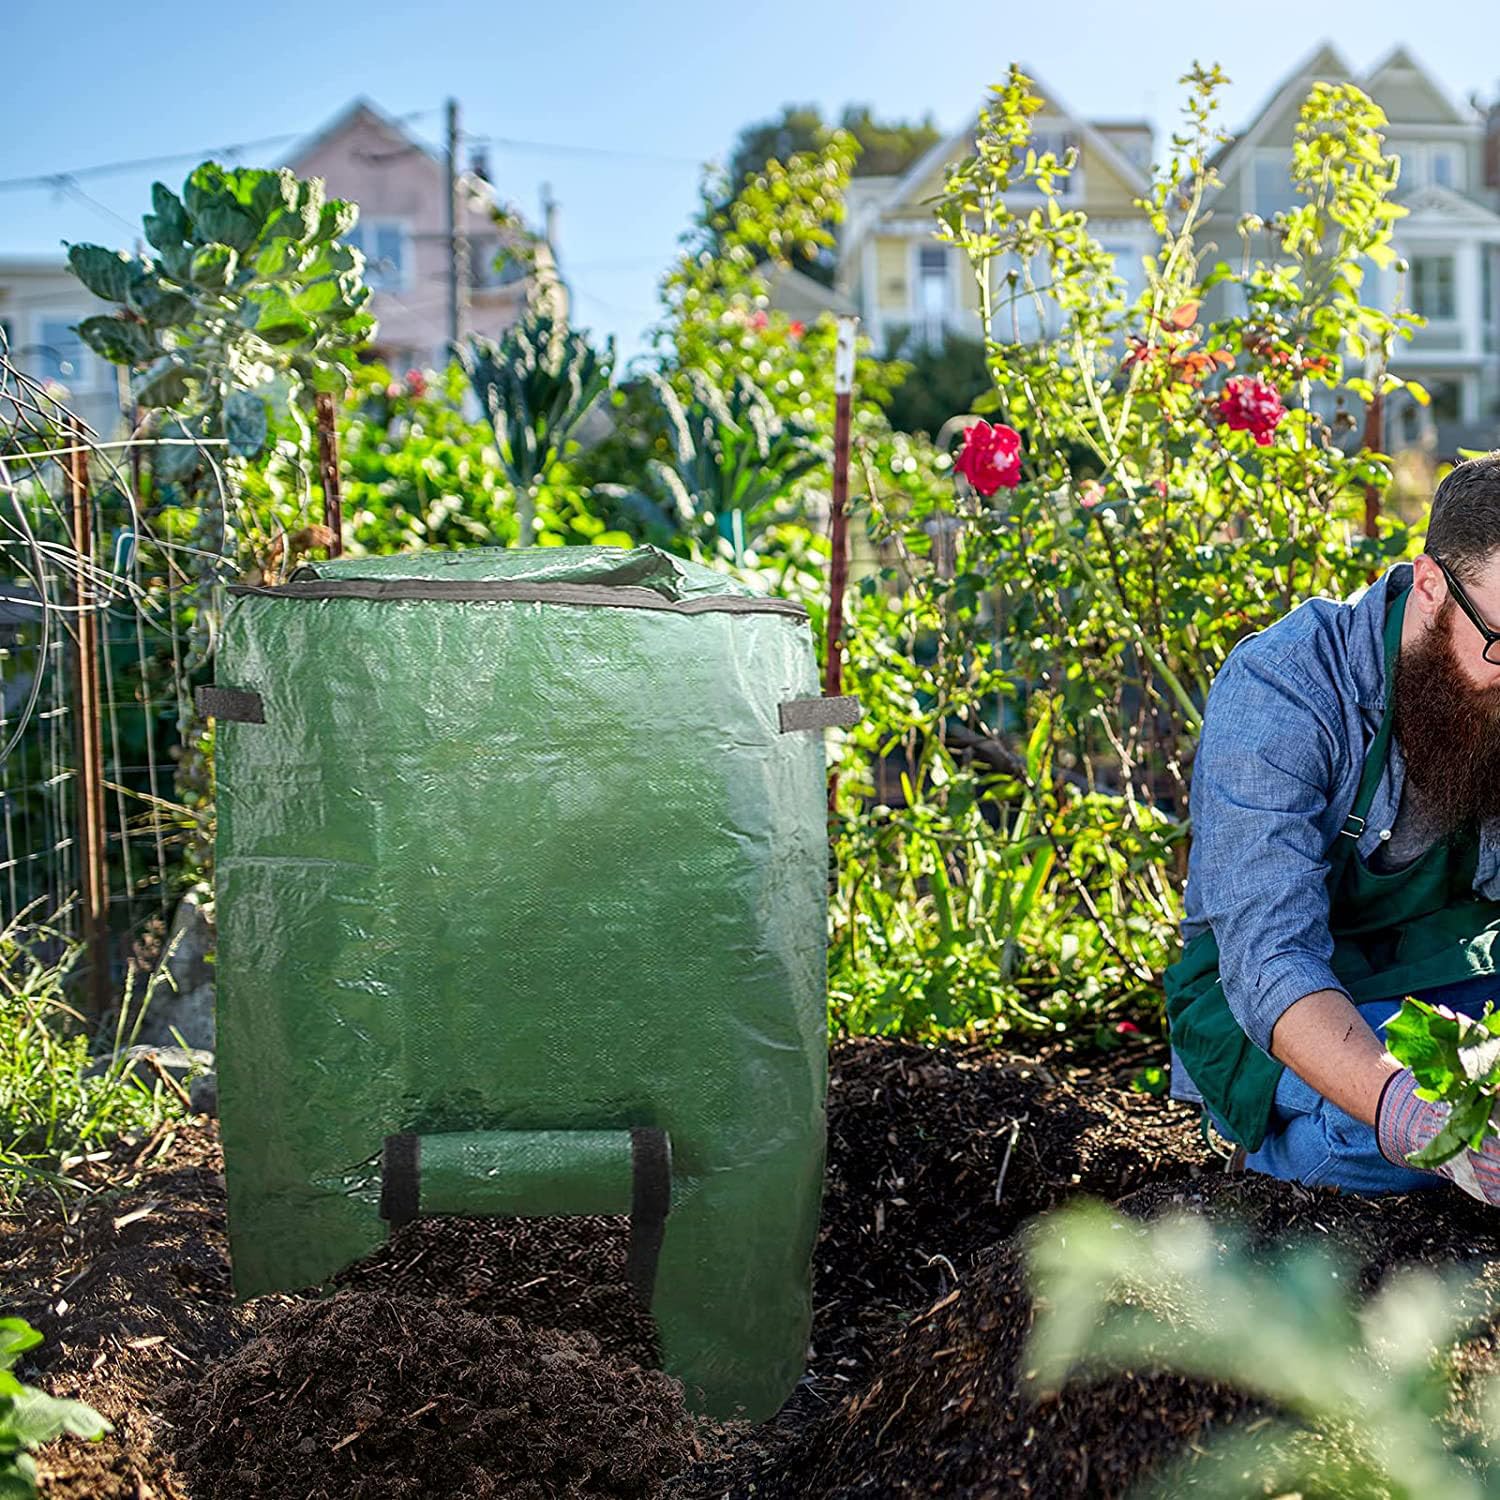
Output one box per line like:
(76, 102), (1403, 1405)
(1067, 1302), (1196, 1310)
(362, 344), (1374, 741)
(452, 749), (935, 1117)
(1376, 1067), (1500, 1204)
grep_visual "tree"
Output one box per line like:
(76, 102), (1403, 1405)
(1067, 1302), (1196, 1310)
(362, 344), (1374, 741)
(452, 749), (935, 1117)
(716, 103), (942, 286)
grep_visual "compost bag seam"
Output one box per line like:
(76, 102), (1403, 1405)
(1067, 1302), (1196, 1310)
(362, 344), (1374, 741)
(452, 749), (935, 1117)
(224, 579), (810, 618)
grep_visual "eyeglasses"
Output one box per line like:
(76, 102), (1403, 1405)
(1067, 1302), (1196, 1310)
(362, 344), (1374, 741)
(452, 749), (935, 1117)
(1434, 556), (1500, 664)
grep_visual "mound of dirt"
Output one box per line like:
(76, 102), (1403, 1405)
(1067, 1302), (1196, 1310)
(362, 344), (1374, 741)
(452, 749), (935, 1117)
(169, 1289), (697, 1500)
(332, 1213), (659, 1369)
(741, 1175), (1500, 1499)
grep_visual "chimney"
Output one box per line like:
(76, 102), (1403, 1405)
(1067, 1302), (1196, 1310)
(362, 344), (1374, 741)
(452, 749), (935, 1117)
(470, 148), (491, 184)
(541, 181), (559, 251)
(1486, 93), (1500, 192)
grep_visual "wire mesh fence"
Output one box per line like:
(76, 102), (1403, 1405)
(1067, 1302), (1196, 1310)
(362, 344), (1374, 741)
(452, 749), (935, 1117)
(0, 331), (230, 1011)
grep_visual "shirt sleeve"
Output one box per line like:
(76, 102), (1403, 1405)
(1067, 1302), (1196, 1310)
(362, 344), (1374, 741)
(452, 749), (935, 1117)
(1186, 644), (1353, 1055)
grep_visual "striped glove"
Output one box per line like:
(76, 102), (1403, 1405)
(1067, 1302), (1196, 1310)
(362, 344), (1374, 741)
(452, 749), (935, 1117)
(1376, 1068), (1500, 1204)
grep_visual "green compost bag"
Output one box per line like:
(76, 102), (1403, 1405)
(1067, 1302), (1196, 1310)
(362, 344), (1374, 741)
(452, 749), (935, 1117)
(206, 545), (843, 1422)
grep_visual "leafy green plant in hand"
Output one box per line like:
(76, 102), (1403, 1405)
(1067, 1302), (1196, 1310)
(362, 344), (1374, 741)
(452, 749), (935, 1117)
(0, 1318), (110, 1497)
(1384, 997), (1500, 1168)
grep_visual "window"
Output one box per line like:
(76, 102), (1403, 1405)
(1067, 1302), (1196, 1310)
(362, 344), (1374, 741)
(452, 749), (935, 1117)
(1411, 255), (1456, 319)
(347, 220), (409, 291)
(1253, 154), (1299, 217)
(34, 317), (94, 390)
(1031, 130), (1079, 197)
(917, 244), (951, 348)
(1430, 146), (1462, 190)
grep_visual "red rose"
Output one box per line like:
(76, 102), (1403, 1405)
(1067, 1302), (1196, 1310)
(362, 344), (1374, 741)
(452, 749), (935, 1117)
(404, 368), (428, 398)
(747, 310), (769, 331)
(953, 420), (1022, 496)
(1115, 1020), (1140, 1035)
(1215, 376), (1286, 447)
(788, 320), (805, 339)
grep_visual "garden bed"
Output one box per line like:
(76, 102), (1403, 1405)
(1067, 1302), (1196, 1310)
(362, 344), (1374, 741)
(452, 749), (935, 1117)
(7, 1037), (1500, 1498)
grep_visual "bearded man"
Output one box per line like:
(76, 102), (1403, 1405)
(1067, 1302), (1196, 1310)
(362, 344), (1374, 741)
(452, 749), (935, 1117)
(1166, 453), (1500, 1201)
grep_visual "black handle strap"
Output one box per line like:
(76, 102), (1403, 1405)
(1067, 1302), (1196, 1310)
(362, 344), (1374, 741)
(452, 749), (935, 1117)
(195, 685), (265, 723)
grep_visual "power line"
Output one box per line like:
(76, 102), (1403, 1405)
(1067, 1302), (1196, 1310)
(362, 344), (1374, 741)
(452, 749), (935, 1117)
(0, 110), (440, 194)
(466, 134), (705, 169)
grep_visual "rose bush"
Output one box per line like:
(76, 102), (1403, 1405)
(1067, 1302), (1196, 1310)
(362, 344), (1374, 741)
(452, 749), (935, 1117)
(828, 64), (1428, 1039)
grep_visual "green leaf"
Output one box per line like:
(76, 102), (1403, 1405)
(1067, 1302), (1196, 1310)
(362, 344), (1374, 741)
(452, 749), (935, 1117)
(252, 290), (314, 346)
(65, 245), (135, 303)
(1385, 999), (1464, 1097)
(225, 391), (268, 457)
(0, 1324), (40, 1375)
(189, 244), (238, 288)
(1406, 379), (1431, 407)
(313, 200), (359, 244)
(4, 1387), (110, 1447)
(192, 204), (259, 254)
(74, 316), (155, 366)
(126, 277), (193, 328)
(133, 358), (197, 409)
(143, 183), (189, 252)
(0, 1455), (38, 1500)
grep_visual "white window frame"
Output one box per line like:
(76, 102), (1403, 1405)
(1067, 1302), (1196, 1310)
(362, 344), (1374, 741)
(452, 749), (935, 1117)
(913, 241), (952, 348)
(347, 218), (412, 292)
(1410, 252), (1458, 322)
(1249, 149), (1300, 218)
(32, 315), (97, 392)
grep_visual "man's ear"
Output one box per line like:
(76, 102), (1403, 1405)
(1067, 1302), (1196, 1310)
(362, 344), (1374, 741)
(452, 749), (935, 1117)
(1410, 553), (1447, 624)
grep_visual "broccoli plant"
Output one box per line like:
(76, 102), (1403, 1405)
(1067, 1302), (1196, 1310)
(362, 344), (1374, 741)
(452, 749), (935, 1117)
(1384, 998), (1500, 1168)
(0, 1317), (111, 1496)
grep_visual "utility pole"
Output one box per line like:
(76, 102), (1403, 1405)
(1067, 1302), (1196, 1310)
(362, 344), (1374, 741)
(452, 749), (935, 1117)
(445, 97), (468, 356)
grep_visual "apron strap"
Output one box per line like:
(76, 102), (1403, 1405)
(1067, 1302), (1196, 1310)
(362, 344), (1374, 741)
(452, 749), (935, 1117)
(1331, 584), (1409, 874)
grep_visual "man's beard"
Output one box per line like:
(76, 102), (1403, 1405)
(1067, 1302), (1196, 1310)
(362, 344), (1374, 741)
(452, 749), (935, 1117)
(1392, 596), (1500, 834)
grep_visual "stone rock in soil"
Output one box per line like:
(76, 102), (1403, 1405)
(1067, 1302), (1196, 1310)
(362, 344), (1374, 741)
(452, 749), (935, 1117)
(134, 883), (216, 1051)
(167, 1289), (699, 1500)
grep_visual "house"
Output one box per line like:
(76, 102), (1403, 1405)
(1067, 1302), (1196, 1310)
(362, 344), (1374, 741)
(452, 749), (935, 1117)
(831, 71), (1157, 358)
(1203, 43), (1500, 453)
(284, 98), (564, 373)
(0, 257), (123, 437)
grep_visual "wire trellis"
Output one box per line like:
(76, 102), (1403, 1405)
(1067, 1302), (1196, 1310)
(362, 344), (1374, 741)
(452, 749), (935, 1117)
(0, 328), (236, 995)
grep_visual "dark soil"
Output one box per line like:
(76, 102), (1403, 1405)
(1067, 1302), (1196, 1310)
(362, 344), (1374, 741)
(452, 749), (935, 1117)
(172, 1290), (695, 1499)
(5, 1036), (1500, 1498)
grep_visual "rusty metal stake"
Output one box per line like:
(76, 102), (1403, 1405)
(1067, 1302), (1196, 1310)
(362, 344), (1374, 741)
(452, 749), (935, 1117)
(826, 316), (858, 819)
(66, 418), (110, 1023)
(314, 392), (344, 557)
(1362, 384), (1384, 583)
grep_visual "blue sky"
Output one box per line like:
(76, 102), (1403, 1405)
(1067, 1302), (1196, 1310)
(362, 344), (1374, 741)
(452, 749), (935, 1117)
(4, 0), (1498, 368)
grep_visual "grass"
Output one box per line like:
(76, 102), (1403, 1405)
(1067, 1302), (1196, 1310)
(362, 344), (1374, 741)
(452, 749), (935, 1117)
(0, 898), (189, 1209)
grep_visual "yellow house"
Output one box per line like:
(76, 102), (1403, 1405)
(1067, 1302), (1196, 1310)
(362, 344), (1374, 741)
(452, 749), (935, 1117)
(833, 68), (1157, 358)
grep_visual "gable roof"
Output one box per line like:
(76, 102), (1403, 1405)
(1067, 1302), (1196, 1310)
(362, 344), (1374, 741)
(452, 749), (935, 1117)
(1207, 40), (1357, 181)
(1395, 182), (1500, 228)
(1362, 44), (1472, 126)
(1210, 41), (1479, 188)
(287, 98), (448, 175)
(870, 64), (1154, 225)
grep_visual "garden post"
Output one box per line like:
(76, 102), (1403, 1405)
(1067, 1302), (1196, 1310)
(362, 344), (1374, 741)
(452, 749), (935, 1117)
(65, 416), (110, 1022)
(826, 315), (857, 817)
(315, 392), (344, 557)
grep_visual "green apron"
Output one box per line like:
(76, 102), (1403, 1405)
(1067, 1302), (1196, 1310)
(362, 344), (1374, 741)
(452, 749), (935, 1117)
(1164, 585), (1500, 1150)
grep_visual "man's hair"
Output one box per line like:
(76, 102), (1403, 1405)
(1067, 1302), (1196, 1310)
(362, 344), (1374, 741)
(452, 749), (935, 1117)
(1427, 451), (1500, 583)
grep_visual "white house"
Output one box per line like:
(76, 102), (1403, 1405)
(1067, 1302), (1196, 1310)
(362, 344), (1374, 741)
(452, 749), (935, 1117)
(831, 69), (1157, 358)
(1204, 43), (1500, 452)
(0, 257), (123, 437)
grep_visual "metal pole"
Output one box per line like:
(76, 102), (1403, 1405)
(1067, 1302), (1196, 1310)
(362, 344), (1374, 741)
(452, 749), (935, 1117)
(1362, 384), (1384, 585)
(444, 99), (456, 354)
(445, 98), (466, 356)
(826, 315), (858, 817)
(66, 418), (110, 1023)
(315, 392), (344, 557)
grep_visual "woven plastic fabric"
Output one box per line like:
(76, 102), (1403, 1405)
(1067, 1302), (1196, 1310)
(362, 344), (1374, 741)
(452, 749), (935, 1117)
(212, 545), (829, 1420)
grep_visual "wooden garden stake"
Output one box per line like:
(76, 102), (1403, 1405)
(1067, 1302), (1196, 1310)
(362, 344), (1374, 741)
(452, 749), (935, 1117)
(66, 418), (110, 1023)
(826, 315), (858, 818)
(314, 392), (344, 557)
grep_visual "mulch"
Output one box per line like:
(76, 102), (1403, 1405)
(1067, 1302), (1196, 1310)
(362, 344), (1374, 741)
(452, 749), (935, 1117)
(6, 1035), (1500, 1498)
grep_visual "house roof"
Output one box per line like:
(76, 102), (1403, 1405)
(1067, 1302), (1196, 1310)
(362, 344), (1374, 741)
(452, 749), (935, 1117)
(1208, 41), (1479, 187)
(286, 98), (447, 172)
(840, 65), (1154, 265)
(1395, 183), (1500, 229)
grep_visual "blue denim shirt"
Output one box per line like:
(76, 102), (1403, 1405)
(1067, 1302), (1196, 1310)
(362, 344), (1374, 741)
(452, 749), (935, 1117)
(1169, 561), (1500, 1103)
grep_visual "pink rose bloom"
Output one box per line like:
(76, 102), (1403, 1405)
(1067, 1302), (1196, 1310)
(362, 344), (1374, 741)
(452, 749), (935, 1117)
(953, 420), (1022, 496)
